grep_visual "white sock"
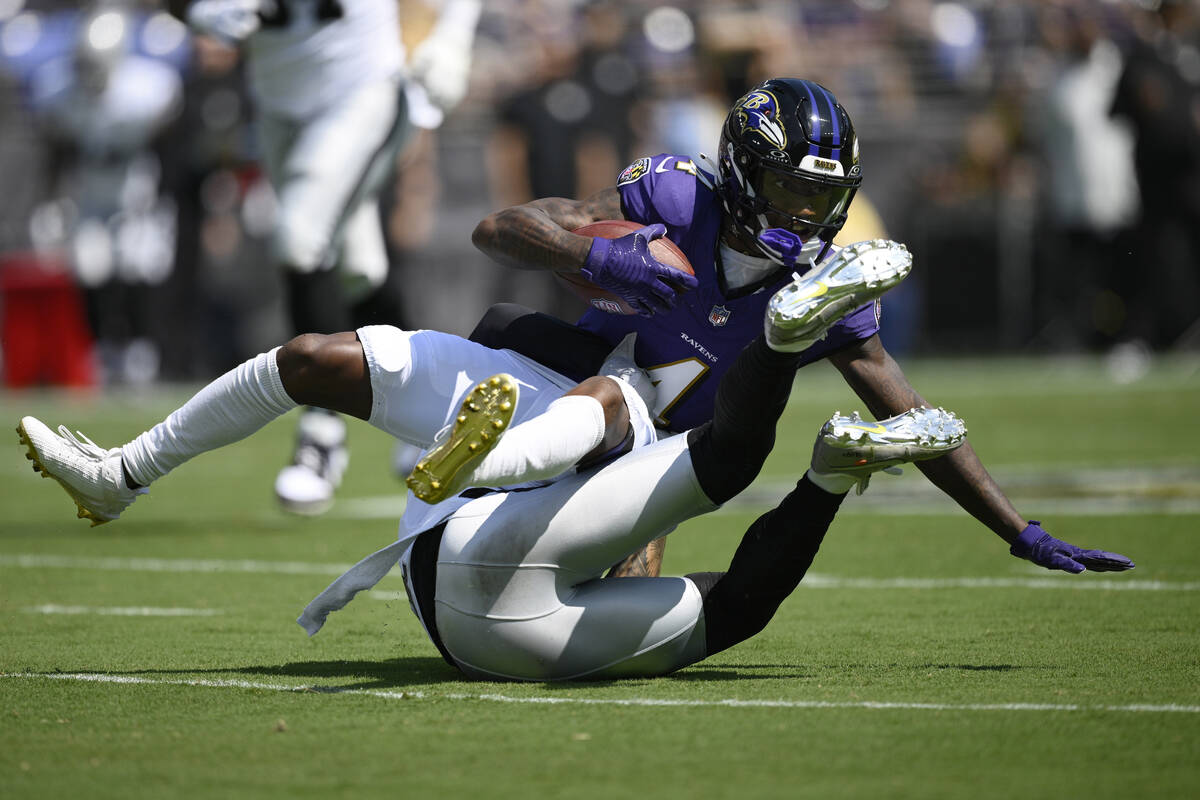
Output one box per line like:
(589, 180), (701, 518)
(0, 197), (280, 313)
(805, 467), (858, 495)
(121, 348), (297, 486)
(464, 395), (607, 488)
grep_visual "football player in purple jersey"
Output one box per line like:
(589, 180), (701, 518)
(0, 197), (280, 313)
(472, 77), (1132, 580)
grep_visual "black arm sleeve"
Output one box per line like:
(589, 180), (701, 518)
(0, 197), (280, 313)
(467, 303), (611, 383)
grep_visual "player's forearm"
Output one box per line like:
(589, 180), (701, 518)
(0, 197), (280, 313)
(472, 190), (623, 272)
(915, 443), (1026, 543)
(472, 201), (594, 272)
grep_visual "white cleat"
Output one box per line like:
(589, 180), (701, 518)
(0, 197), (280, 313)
(275, 409), (349, 516)
(16, 416), (145, 525)
(766, 239), (912, 353)
(811, 406), (967, 494)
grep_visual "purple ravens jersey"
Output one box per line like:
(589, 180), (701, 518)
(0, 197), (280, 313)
(577, 154), (880, 433)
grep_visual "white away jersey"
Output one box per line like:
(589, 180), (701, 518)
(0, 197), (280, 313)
(247, 0), (403, 118)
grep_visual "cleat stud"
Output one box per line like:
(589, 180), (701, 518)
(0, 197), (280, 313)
(502, 383), (513, 393)
(489, 376), (500, 386)
(469, 403), (480, 412)
(458, 415), (467, 424)
(479, 432), (490, 442)
(492, 420), (505, 429)
(468, 443), (479, 452)
(430, 480), (441, 489)
(500, 402), (512, 411)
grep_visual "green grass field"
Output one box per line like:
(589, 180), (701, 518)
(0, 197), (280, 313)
(2, 355), (1198, 799)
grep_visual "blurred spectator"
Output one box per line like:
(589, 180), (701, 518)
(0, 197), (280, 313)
(1111, 0), (1200, 350)
(7, 3), (187, 384)
(1033, 1), (1138, 351)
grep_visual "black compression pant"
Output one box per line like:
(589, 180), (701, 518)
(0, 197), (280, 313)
(683, 335), (845, 657)
(687, 478), (844, 656)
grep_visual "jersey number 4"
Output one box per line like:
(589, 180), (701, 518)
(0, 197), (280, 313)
(645, 358), (708, 428)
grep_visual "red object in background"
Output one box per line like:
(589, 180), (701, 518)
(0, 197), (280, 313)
(0, 252), (96, 388)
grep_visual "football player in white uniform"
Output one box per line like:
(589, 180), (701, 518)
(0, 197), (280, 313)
(168, 0), (482, 514)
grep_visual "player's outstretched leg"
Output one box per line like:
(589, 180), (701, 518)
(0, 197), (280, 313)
(17, 417), (146, 526)
(17, 343), (303, 525)
(688, 406), (967, 659)
(406, 374), (519, 503)
(809, 406), (968, 495)
(766, 239), (912, 352)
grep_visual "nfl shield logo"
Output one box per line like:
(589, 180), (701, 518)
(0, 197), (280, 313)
(708, 305), (731, 327)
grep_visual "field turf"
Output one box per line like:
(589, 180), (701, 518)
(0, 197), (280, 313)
(2, 355), (1198, 799)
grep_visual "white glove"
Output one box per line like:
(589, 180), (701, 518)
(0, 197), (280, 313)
(187, 0), (263, 45)
(408, 31), (474, 113)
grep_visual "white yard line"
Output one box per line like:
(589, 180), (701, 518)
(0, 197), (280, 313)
(797, 574), (1200, 591)
(329, 462), (1200, 520)
(0, 553), (1193, 592)
(0, 553), (357, 576)
(1, 672), (1196, 714)
(22, 604), (222, 617)
(331, 493), (1200, 520)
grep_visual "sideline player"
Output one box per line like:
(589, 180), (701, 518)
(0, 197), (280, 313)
(169, 0), (482, 514)
(471, 77), (1060, 576)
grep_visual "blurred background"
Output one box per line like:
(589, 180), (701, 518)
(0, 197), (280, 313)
(0, 0), (1197, 389)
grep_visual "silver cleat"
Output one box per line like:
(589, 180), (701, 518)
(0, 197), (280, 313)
(766, 239), (913, 353)
(811, 406), (967, 494)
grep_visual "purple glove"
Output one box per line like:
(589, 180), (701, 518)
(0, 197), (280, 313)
(581, 223), (698, 316)
(1010, 521), (1135, 574)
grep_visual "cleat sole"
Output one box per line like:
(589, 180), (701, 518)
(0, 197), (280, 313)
(768, 240), (913, 352)
(405, 374), (519, 504)
(812, 407), (967, 494)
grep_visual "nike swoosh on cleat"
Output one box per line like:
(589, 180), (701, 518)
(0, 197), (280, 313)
(791, 281), (829, 301)
(844, 423), (888, 434)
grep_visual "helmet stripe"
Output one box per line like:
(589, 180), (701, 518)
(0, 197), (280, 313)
(811, 82), (838, 160)
(815, 83), (841, 144)
(797, 80), (822, 158)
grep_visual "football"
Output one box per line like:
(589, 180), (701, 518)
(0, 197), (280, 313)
(556, 220), (695, 314)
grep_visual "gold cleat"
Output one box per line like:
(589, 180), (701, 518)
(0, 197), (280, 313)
(405, 374), (519, 504)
